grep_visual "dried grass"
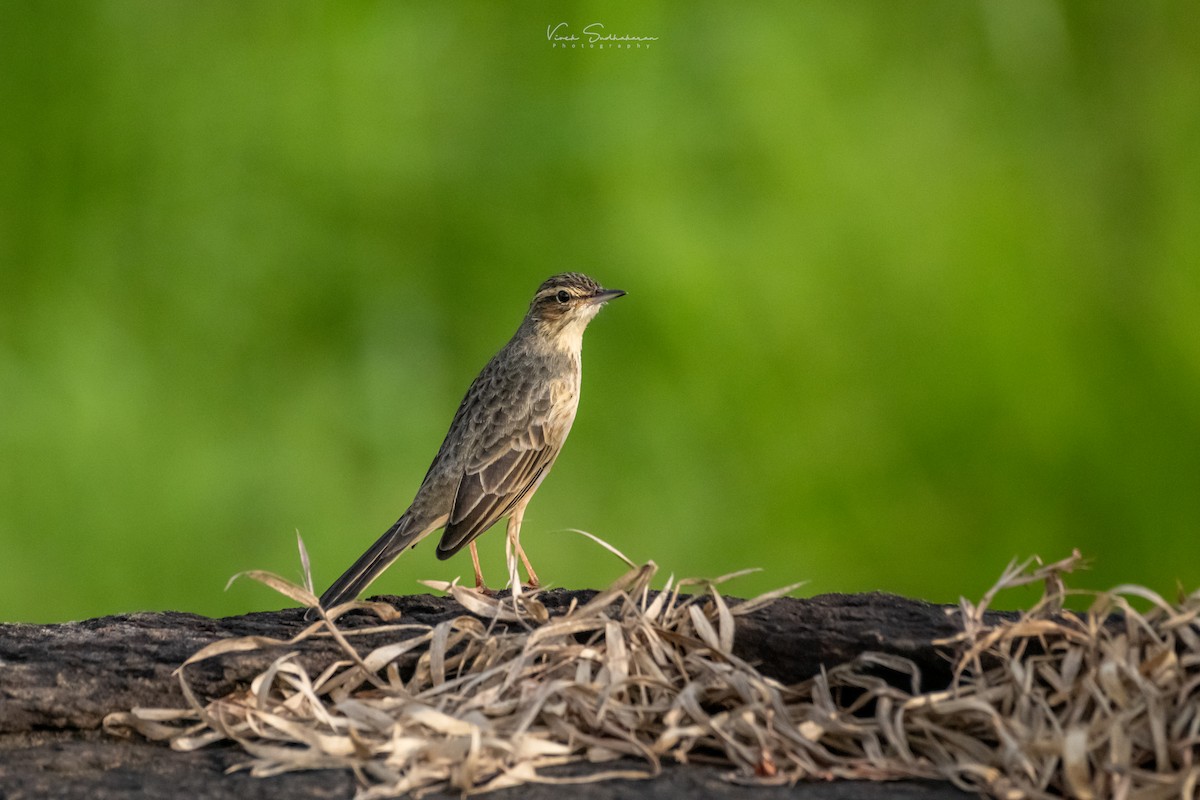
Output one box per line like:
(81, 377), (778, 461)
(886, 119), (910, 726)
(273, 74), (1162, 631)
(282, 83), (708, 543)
(106, 549), (1200, 799)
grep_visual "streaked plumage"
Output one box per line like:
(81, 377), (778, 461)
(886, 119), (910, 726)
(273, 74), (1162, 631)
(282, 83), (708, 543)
(314, 273), (624, 613)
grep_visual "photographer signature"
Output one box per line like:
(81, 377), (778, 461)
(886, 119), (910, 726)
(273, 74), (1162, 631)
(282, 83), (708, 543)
(547, 22), (659, 45)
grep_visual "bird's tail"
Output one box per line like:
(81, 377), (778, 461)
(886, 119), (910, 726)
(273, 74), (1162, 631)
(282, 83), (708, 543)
(309, 514), (421, 618)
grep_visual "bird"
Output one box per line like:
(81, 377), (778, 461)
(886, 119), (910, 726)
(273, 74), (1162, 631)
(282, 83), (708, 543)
(313, 272), (625, 614)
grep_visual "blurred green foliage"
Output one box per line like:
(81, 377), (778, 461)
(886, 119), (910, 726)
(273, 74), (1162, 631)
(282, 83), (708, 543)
(1, 2), (1198, 623)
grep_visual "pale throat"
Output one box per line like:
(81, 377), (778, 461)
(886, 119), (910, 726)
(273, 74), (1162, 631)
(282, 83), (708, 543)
(540, 310), (597, 358)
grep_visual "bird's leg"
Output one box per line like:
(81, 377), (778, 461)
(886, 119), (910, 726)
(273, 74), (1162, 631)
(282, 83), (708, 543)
(517, 543), (540, 590)
(506, 505), (540, 590)
(469, 542), (495, 595)
(504, 515), (522, 598)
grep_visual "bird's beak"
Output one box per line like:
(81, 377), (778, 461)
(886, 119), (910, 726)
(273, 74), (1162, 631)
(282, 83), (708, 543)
(588, 288), (627, 305)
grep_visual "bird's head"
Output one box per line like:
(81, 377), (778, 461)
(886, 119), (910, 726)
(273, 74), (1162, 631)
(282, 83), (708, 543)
(525, 272), (625, 346)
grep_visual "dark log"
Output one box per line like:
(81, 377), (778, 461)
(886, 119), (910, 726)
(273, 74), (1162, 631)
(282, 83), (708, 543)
(0, 591), (989, 798)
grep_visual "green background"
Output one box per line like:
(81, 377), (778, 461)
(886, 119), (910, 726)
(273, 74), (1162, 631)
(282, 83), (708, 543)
(2, 3), (1197, 623)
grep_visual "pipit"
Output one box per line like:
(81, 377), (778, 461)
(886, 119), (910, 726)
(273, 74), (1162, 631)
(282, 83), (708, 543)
(315, 273), (625, 613)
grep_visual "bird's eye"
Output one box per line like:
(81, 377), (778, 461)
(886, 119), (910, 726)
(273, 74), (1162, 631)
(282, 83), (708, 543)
(556, 290), (570, 304)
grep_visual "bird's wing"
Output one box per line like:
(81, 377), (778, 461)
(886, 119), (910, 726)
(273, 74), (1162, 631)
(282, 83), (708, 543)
(436, 400), (565, 558)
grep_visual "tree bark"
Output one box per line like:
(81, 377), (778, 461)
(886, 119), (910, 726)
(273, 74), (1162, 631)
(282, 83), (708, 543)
(0, 591), (991, 798)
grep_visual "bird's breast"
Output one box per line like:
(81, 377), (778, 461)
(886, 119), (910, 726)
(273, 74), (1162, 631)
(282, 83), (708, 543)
(538, 360), (578, 444)
(548, 372), (578, 409)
